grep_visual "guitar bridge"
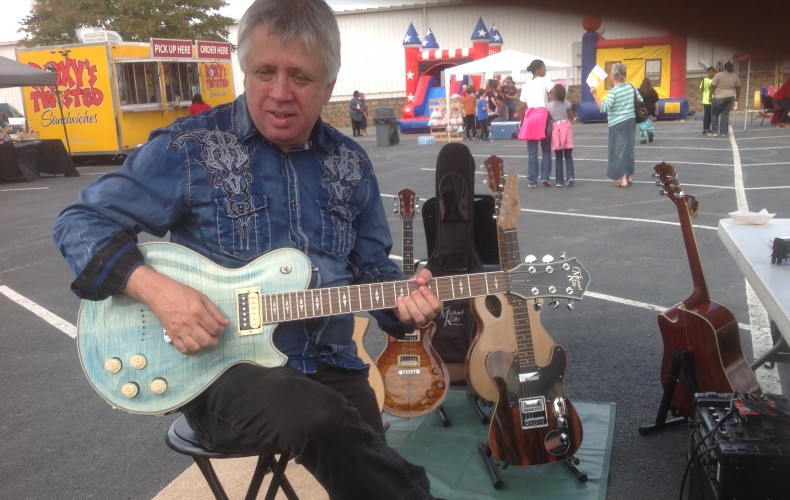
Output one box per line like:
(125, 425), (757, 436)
(518, 396), (548, 429)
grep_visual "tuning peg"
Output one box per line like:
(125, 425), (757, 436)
(533, 299), (542, 311)
(566, 301), (575, 311)
(542, 255), (554, 263)
(549, 299), (560, 309)
(524, 255), (537, 264)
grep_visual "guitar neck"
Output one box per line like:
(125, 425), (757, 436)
(674, 196), (710, 307)
(402, 217), (415, 276)
(498, 226), (538, 372)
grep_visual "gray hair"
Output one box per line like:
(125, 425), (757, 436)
(237, 0), (341, 83)
(611, 63), (627, 83)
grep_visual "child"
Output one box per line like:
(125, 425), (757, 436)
(547, 83), (574, 186)
(476, 88), (490, 141)
(463, 84), (477, 140)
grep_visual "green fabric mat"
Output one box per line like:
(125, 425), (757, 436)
(384, 390), (615, 499)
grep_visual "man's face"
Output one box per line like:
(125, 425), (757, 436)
(243, 24), (335, 151)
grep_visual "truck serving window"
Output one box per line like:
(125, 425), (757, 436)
(117, 62), (159, 105)
(162, 62), (199, 105)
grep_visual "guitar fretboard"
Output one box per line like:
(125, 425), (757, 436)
(259, 271), (510, 325)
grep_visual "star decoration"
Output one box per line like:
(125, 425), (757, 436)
(407, 70), (414, 79)
(407, 93), (415, 102)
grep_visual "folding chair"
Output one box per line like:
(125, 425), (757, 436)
(165, 414), (299, 500)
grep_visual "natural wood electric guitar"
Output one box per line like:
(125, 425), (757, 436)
(77, 242), (589, 415)
(353, 315), (385, 412)
(466, 155), (557, 403)
(653, 163), (761, 418)
(376, 188), (450, 418)
(483, 159), (584, 466)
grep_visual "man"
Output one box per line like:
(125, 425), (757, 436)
(500, 76), (518, 120)
(52, 0), (442, 498)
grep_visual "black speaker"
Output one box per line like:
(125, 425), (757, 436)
(689, 392), (790, 500)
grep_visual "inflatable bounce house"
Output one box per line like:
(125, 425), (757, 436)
(399, 18), (503, 133)
(577, 17), (689, 123)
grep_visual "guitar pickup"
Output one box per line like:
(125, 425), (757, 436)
(236, 287), (263, 335)
(519, 396), (549, 429)
(397, 355), (420, 367)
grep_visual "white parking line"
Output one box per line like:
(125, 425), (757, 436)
(0, 285), (77, 338)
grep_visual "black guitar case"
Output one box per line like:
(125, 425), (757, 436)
(422, 143), (499, 384)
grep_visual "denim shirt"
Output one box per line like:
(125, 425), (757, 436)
(53, 95), (410, 374)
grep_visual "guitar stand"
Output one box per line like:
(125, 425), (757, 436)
(639, 350), (697, 435)
(476, 443), (587, 489)
(466, 391), (492, 425)
(436, 405), (452, 428)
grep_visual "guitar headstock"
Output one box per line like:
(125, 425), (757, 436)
(508, 256), (590, 303)
(396, 188), (417, 221)
(482, 155), (504, 194)
(482, 155), (521, 230)
(652, 163), (700, 218)
(652, 162), (683, 200)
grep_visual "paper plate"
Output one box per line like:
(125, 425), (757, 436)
(729, 210), (775, 225)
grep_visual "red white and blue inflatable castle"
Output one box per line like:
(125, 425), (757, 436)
(399, 18), (503, 133)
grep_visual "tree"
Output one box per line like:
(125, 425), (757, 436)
(20, 0), (235, 47)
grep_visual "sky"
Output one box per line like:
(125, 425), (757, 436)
(0, 1), (430, 43)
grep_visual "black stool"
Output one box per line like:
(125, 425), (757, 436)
(165, 414), (299, 500)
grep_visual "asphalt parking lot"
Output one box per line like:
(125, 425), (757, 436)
(1, 114), (788, 499)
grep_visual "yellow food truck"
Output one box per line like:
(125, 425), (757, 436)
(16, 38), (235, 158)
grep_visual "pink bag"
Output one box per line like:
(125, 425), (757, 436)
(517, 107), (549, 141)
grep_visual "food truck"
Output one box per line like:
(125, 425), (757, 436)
(16, 37), (235, 157)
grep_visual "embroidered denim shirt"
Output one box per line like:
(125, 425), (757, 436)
(53, 95), (409, 374)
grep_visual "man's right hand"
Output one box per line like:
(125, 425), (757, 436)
(123, 265), (230, 355)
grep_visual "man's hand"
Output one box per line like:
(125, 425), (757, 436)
(393, 268), (443, 327)
(124, 265), (230, 355)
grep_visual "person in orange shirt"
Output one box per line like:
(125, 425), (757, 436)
(462, 84), (477, 140)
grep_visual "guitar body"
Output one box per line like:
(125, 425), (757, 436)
(467, 295), (555, 403)
(658, 300), (761, 417)
(376, 322), (450, 418)
(77, 242), (311, 415)
(486, 346), (583, 466)
(352, 316), (386, 412)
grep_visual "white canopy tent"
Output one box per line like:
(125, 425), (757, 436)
(442, 49), (572, 99)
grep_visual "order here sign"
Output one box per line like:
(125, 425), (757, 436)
(196, 41), (232, 60)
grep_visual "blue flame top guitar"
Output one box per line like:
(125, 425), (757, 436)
(77, 242), (589, 415)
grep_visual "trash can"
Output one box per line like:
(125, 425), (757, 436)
(374, 107), (399, 146)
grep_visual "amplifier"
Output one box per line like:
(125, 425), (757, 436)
(689, 392), (790, 500)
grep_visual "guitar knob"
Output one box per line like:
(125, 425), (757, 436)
(542, 255), (554, 263)
(129, 354), (147, 370)
(533, 299), (542, 311)
(104, 357), (122, 374)
(566, 301), (575, 311)
(120, 382), (139, 399)
(524, 255), (537, 264)
(149, 378), (168, 394)
(560, 251), (566, 259)
(549, 299), (560, 309)
(562, 262), (571, 271)
(436, 381), (445, 389)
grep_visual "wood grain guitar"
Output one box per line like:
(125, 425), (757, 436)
(653, 163), (761, 417)
(376, 188), (450, 418)
(484, 162), (584, 466)
(353, 315), (385, 412)
(466, 155), (557, 403)
(77, 242), (589, 415)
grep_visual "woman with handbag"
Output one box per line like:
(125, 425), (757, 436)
(590, 62), (640, 188)
(637, 78), (659, 144)
(518, 59), (555, 188)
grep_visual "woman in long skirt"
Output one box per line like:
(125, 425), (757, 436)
(590, 62), (640, 187)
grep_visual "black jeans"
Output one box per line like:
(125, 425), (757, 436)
(183, 363), (435, 500)
(703, 103), (712, 132)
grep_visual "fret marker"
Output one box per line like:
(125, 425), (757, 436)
(374, 289), (381, 304)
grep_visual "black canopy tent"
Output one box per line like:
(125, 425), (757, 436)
(0, 56), (77, 181)
(0, 55), (56, 88)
